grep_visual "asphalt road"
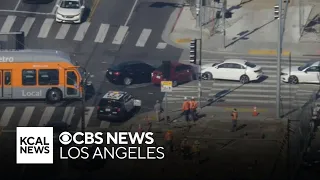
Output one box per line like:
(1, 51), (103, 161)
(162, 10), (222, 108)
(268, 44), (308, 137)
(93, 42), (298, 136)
(0, 0), (183, 129)
(165, 53), (319, 110)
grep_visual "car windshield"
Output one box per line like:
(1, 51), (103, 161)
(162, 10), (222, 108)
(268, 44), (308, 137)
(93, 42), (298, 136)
(60, 1), (80, 9)
(99, 99), (121, 107)
(298, 61), (314, 71)
(245, 62), (256, 68)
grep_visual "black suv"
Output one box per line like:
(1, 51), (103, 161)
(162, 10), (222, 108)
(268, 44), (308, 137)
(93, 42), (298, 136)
(106, 61), (155, 85)
(97, 91), (137, 120)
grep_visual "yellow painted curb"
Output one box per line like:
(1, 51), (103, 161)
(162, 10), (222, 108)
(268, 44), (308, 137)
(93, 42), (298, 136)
(248, 49), (290, 56)
(175, 38), (191, 43)
(224, 107), (268, 113)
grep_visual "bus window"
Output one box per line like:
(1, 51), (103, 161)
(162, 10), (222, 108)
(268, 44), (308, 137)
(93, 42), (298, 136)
(67, 71), (77, 85)
(67, 71), (78, 95)
(4, 72), (11, 85)
(22, 70), (36, 85)
(38, 69), (59, 85)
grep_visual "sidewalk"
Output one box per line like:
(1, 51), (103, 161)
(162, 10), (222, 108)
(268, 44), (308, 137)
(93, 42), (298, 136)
(165, 0), (320, 56)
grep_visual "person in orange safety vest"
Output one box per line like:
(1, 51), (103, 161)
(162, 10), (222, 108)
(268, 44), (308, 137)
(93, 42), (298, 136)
(190, 97), (198, 121)
(164, 130), (173, 152)
(182, 97), (190, 121)
(231, 108), (238, 132)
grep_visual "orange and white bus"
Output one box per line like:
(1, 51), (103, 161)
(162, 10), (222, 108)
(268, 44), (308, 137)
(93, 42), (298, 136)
(0, 49), (84, 102)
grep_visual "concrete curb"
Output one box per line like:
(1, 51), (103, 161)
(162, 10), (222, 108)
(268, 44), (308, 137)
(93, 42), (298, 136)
(170, 4), (184, 33)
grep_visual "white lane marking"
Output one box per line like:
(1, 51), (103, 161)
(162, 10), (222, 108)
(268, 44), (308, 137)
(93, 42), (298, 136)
(94, 23), (109, 43)
(20, 17), (35, 37)
(18, 107), (35, 126)
(77, 107), (95, 128)
(73, 22), (90, 41)
(100, 121), (110, 128)
(52, 0), (61, 14)
(55, 24), (71, 39)
(0, 15), (16, 33)
(38, 107), (55, 126)
(37, 18), (54, 38)
(0, 107), (15, 127)
(112, 26), (129, 45)
(156, 42), (167, 49)
(62, 107), (75, 125)
(14, 0), (21, 11)
(135, 28), (152, 47)
(124, 0), (139, 26)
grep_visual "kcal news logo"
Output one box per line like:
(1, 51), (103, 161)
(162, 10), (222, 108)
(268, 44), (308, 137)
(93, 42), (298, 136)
(16, 127), (53, 164)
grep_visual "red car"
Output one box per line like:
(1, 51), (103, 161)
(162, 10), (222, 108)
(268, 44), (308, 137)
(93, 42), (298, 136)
(151, 62), (196, 87)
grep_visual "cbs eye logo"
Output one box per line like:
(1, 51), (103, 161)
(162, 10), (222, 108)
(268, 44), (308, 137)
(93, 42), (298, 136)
(59, 132), (72, 145)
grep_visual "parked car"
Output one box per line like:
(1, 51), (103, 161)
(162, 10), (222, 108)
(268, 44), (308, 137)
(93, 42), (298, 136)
(151, 62), (195, 87)
(201, 59), (263, 84)
(106, 61), (155, 85)
(281, 61), (320, 84)
(55, 0), (85, 23)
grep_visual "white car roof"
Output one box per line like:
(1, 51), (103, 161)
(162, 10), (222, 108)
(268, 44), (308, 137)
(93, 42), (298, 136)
(223, 59), (247, 64)
(62, 0), (79, 2)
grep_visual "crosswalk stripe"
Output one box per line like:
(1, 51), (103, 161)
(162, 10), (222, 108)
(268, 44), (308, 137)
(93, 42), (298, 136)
(112, 26), (128, 45)
(100, 121), (110, 128)
(38, 18), (54, 38)
(73, 22), (90, 41)
(18, 106), (35, 126)
(55, 24), (71, 39)
(77, 107), (95, 128)
(135, 28), (152, 47)
(0, 15), (16, 33)
(94, 23), (109, 43)
(38, 107), (55, 126)
(156, 42), (167, 49)
(0, 107), (15, 126)
(62, 106), (75, 125)
(20, 17), (35, 37)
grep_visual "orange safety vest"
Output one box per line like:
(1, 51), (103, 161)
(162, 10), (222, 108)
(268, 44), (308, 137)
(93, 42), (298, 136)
(165, 131), (173, 141)
(232, 112), (238, 120)
(182, 101), (190, 111)
(190, 100), (198, 110)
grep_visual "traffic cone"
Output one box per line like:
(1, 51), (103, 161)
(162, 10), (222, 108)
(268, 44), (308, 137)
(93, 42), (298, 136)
(252, 106), (258, 116)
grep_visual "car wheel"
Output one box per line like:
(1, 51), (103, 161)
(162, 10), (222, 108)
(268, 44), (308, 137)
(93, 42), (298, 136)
(46, 89), (62, 103)
(240, 75), (250, 84)
(123, 77), (133, 85)
(202, 72), (213, 80)
(172, 80), (178, 87)
(288, 75), (299, 84)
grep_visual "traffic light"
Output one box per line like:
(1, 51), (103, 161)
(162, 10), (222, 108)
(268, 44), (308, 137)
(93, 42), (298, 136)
(189, 39), (197, 64)
(274, 5), (279, 19)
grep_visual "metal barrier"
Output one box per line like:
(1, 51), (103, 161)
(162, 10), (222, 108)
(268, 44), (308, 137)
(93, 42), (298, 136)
(287, 90), (318, 179)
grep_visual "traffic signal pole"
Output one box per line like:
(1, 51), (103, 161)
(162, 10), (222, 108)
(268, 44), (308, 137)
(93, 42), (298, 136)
(276, 0), (283, 119)
(198, 0), (203, 108)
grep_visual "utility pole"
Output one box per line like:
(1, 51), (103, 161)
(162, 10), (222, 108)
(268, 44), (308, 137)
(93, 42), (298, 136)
(276, 0), (283, 119)
(196, 0), (200, 28)
(222, 0), (226, 48)
(198, 0), (203, 108)
(81, 72), (86, 133)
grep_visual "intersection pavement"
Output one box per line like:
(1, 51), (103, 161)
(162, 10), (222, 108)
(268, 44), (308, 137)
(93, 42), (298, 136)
(163, 55), (319, 109)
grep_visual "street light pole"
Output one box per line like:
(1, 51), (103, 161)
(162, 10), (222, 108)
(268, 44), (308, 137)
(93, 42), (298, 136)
(276, 0), (283, 119)
(222, 0), (226, 48)
(198, 0), (203, 108)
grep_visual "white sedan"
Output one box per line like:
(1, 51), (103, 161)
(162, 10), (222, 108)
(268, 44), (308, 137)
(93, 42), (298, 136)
(201, 59), (263, 84)
(55, 0), (85, 23)
(281, 61), (320, 84)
